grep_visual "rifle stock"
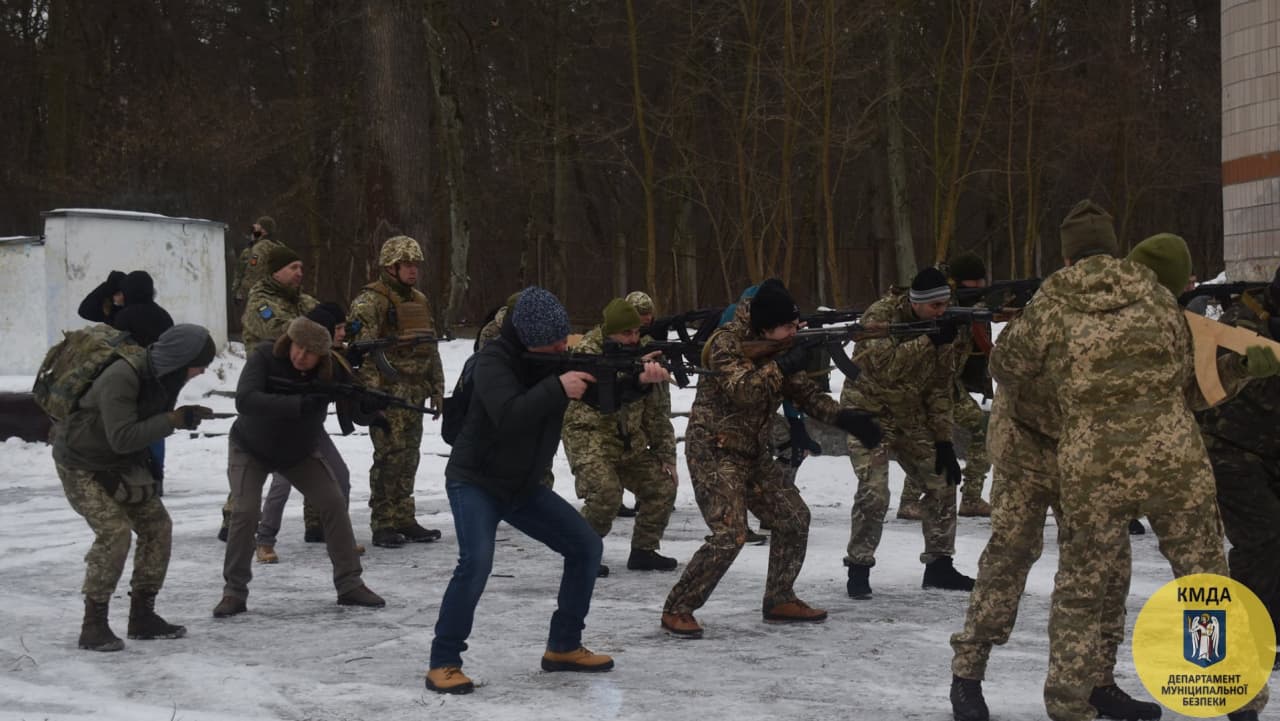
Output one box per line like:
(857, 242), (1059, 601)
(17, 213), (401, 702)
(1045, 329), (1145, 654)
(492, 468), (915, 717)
(267, 376), (439, 418)
(1183, 310), (1280, 406)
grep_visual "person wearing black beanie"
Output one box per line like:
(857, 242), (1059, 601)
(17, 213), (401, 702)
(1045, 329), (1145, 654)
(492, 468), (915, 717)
(77, 270), (129, 323)
(660, 277), (882, 640)
(840, 266), (975, 603)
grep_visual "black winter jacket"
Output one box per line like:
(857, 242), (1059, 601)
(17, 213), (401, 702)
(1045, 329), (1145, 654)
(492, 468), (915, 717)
(445, 319), (569, 504)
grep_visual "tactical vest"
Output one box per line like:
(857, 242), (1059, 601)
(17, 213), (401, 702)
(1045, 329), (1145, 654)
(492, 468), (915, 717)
(363, 280), (435, 356)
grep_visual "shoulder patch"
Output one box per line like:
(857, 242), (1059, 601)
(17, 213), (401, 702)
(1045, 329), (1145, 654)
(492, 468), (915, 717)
(258, 305), (274, 320)
(249, 254), (260, 266)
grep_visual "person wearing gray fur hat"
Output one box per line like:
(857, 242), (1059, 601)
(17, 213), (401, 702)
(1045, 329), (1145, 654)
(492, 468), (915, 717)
(215, 316), (385, 618)
(53, 323), (217, 652)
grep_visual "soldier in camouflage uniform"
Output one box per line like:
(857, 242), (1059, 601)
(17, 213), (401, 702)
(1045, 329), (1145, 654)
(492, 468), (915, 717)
(563, 298), (678, 576)
(232, 216), (285, 305)
(991, 209), (1272, 721)
(348, 235), (446, 548)
(949, 337), (1151, 720)
(219, 244), (318, 538)
(661, 279), (882, 639)
(899, 254), (993, 520)
(842, 267), (976, 599)
(475, 292), (520, 352)
(1197, 264), (1280, 670)
(53, 325), (217, 651)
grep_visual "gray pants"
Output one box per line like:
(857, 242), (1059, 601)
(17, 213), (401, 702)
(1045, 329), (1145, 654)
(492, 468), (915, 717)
(254, 434), (351, 546)
(224, 441), (364, 600)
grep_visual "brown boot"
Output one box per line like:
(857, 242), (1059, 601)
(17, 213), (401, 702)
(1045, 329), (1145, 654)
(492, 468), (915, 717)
(661, 612), (704, 639)
(896, 498), (923, 520)
(127, 591), (186, 640)
(958, 498), (992, 517)
(354, 543), (366, 556)
(541, 646), (615, 672)
(337, 585), (385, 608)
(425, 666), (475, 694)
(255, 544), (279, 564)
(763, 599), (828, 623)
(78, 598), (124, 652)
(212, 595), (247, 618)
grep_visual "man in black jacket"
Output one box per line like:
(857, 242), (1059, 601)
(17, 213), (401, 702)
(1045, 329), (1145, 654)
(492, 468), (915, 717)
(213, 317), (385, 617)
(424, 287), (669, 694)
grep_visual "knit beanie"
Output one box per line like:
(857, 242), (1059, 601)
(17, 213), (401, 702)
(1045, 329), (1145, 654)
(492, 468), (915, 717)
(511, 286), (571, 348)
(1127, 233), (1192, 297)
(150, 324), (215, 376)
(625, 291), (655, 316)
(112, 302), (175, 347)
(1060, 200), (1119, 261)
(602, 298), (643, 336)
(948, 252), (986, 283)
(306, 302), (346, 338)
(267, 245), (301, 275)
(122, 270), (156, 305)
(287, 316), (332, 356)
(256, 215), (276, 236)
(909, 267), (951, 304)
(749, 279), (799, 333)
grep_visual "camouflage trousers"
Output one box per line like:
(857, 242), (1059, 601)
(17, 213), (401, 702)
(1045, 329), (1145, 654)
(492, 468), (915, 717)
(369, 388), (426, 531)
(1206, 439), (1280, 649)
(572, 451), (676, 550)
(902, 389), (990, 504)
(665, 441), (810, 614)
(57, 462), (172, 602)
(951, 461), (1129, 682)
(1046, 481), (1268, 720)
(846, 417), (957, 565)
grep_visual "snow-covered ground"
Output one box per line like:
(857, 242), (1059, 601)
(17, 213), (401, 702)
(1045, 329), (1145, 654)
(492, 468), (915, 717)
(0, 339), (1272, 721)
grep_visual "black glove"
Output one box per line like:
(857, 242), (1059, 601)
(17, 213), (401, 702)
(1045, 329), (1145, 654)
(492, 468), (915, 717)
(168, 404), (213, 430)
(835, 409), (883, 449)
(300, 394), (331, 415)
(787, 416), (822, 467)
(774, 344), (811, 377)
(927, 321), (958, 347)
(934, 441), (962, 485)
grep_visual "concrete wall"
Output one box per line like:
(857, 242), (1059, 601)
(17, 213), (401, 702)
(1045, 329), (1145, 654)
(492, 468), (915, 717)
(0, 210), (228, 375)
(1222, 0), (1280, 280)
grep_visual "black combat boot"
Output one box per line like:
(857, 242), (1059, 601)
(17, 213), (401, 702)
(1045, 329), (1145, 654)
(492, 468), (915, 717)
(78, 598), (124, 652)
(923, 556), (975, 591)
(950, 675), (990, 721)
(1228, 711), (1259, 721)
(1088, 684), (1162, 720)
(396, 521), (442, 543)
(846, 563), (872, 599)
(627, 548), (678, 571)
(372, 528), (406, 548)
(217, 526), (228, 542)
(127, 591), (187, 640)
(304, 526), (325, 543)
(597, 564), (610, 578)
(616, 503), (637, 518)
(1128, 519), (1145, 535)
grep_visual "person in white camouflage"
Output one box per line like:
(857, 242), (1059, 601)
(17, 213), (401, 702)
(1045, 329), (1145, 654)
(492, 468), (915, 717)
(563, 298), (678, 577)
(841, 267), (976, 599)
(348, 235), (446, 548)
(991, 207), (1274, 721)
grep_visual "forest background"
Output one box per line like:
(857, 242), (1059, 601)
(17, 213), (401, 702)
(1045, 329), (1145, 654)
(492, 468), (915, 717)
(0, 0), (1223, 329)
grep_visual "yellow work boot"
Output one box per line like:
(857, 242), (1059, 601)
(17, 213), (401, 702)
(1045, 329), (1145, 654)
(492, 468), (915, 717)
(425, 666), (474, 694)
(958, 498), (992, 517)
(660, 611), (704, 639)
(255, 544), (279, 564)
(541, 646), (615, 672)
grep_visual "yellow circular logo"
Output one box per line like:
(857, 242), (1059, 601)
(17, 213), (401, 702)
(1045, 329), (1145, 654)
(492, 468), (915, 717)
(1132, 573), (1275, 717)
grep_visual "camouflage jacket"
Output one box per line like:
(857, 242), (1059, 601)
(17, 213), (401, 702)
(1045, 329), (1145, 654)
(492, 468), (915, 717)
(987, 319), (1061, 475)
(841, 291), (964, 440)
(991, 255), (1251, 510)
(1197, 302), (1280, 459)
(687, 303), (842, 459)
(233, 237), (285, 301)
(562, 327), (677, 465)
(348, 274), (445, 396)
(475, 306), (507, 352)
(241, 278), (318, 349)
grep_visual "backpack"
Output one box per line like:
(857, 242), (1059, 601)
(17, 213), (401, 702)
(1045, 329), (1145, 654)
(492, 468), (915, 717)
(32, 324), (144, 421)
(441, 353), (477, 446)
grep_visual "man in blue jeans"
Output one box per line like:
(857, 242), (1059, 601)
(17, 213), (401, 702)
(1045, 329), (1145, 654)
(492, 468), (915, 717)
(426, 286), (670, 694)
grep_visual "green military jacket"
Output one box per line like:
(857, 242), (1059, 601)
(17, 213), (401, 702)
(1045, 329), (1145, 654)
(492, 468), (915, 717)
(348, 274), (445, 398)
(241, 277), (318, 349)
(233, 236), (285, 301)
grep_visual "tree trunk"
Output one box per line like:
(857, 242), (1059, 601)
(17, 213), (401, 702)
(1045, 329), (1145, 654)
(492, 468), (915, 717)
(425, 1), (471, 331)
(673, 194), (699, 310)
(624, 0), (658, 296)
(884, 6), (917, 286)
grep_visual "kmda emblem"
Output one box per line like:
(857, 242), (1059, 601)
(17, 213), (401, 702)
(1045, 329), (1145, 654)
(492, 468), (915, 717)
(1184, 610), (1225, 667)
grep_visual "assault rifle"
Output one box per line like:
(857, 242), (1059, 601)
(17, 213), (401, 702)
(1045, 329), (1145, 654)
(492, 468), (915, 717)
(346, 332), (438, 382)
(267, 376), (439, 418)
(644, 307), (723, 347)
(799, 308), (864, 328)
(1178, 282), (1268, 310)
(634, 339), (712, 388)
(954, 278), (1041, 309)
(524, 349), (716, 414)
(739, 322), (938, 382)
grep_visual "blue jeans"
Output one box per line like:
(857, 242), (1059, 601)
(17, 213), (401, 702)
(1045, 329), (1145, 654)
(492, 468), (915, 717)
(429, 479), (603, 669)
